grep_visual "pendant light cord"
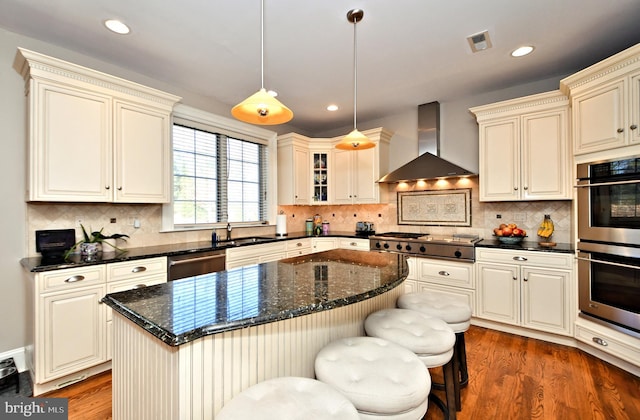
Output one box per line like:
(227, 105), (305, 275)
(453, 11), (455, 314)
(260, 0), (265, 90)
(352, 14), (358, 130)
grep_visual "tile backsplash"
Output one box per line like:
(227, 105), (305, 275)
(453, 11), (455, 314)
(25, 178), (572, 256)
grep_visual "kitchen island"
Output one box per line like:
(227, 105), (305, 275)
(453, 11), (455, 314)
(102, 249), (407, 419)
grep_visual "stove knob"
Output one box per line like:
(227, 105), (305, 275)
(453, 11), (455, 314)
(383, 243), (390, 249)
(405, 244), (412, 251)
(454, 250), (462, 258)
(396, 244), (403, 251)
(375, 242), (382, 249)
(420, 246), (426, 252)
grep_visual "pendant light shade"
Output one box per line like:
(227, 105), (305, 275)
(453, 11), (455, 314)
(336, 9), (374, 151)
(232, 0), (293, 125)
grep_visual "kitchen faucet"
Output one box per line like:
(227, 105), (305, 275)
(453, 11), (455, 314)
(226, 223), (232, 241)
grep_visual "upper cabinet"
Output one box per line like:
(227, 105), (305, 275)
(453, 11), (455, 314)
(470, 91), (571, 202)
(14, 48), (181, 203)
(278, 128), (392, 205)
(560, 43), (640, 155)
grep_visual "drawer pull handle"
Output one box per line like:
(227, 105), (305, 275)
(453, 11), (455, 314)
(351, 242), (357, 246)
(513, 256), (528, 261)
(617, 128), (624, 133)
(438, 271), (450, 276)
(592, 337), (608, 347)
(134, 284), (147, 289)
(65, 275), (85, 283)
(131, 267), (147, 273)
(297, 242), (303, 247)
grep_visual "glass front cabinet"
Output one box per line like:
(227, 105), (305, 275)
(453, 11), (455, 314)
(312, 152), (330, 203)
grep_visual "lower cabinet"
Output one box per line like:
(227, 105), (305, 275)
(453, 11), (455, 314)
(226, 242), (288, 269)
(475, 248), (573, 336)
(405, 257), (476, 313)
(285, 238), (312, 257)
(28, 256), (167, 394)
(312, 237), (337, 253)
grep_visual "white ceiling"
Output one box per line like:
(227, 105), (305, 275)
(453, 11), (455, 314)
(1, 0), (639, 134)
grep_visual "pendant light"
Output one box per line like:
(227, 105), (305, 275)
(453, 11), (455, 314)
(336, 9), (375, 150)
(232, 0), (293, 125)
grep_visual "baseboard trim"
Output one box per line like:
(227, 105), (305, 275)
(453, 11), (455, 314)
(0, 347), (26, 372)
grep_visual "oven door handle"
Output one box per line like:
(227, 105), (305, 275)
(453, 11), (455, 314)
(576, 256), (640, 270)
(574, 179), (640, 188)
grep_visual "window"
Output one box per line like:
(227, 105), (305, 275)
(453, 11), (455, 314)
(163, 105), (277, 231)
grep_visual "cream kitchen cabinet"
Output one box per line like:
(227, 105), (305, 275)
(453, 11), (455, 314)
(286, 238), (313, 257)
(26, 256), (167, 395)
(560, 43), (640, 155)
(15, 48), (180, 203)
(475, 248), (573, 336)
(312, 237), (338, 253)
(332, 128), (392, 204)
(406, 257), (476, 314)
(277, 133), (311, 205)
(226, 242), (288, 269)
(470, 91), (570, 202)
(337, 237), (370, 251)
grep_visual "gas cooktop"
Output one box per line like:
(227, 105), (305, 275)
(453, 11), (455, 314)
(369, 232), (481, 261)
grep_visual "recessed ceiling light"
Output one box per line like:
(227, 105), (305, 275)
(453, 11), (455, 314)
(511, 45), (534, 57)
(104, 19), (131, 35)
(327, 105), (339, 112)
(267, 90), (278, 97)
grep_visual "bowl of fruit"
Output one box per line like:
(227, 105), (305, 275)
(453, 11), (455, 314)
(493, 223), (527, 244)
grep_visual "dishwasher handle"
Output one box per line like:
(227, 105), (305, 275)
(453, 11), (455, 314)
(169, 253), (226, 266)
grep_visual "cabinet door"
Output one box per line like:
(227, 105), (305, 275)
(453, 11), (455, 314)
(521, 109), (570, 200)
(476, 263), (519, 325)
(312, 238), (337, 252)
(38, 285), (107, 382)
(114, 100), (171, 203)
(572, 78), (626, 154)
(312, 152), (330, 203)
(522, 267), (571, 335)
(30, 82), (112, 202)
(332, 149), (354, 204)
(631, 72), (640, 145)
(292, 147), (311, 204)
(353, 148), (378, 203)
(479, 117), (520, 201)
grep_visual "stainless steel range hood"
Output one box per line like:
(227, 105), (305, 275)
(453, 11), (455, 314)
(377, 102), (476, 183)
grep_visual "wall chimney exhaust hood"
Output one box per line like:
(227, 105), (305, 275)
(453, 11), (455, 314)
(377, 101), (476, 183)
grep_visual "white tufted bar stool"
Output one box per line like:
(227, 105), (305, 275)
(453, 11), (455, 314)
(364, 308), (457, 420)
(216, 376), (360, 420)
(315, 336), (430, 420)
(397, 292), (472, 412)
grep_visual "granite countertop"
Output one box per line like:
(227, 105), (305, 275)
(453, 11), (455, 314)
(21, 231), (370, 272)
(101, 249), (408, 346)
(475, 238), (574, 254)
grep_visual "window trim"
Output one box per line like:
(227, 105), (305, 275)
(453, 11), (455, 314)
(162, 104), (278, 232)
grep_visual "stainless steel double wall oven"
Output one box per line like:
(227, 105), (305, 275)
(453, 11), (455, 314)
(576, 155), (640, 336)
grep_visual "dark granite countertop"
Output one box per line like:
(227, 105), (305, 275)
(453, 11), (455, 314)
(21, 231), (371, 272)
(475, 238), (574, 254)
(101, 249), (408, 346)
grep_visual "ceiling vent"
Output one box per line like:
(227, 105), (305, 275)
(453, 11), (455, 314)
(467, 30), (492, 53)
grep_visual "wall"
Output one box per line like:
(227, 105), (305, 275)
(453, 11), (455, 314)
(278, 178), (572, 244)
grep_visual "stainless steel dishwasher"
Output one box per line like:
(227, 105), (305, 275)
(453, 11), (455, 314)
(167, 249), (226, 280)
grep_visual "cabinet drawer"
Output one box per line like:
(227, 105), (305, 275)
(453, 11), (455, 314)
(416, 259), (474, 288)
(338, 238), (369, 251)
(476, 248), (573, 269)
(286, 238), (312, 250)
(38, 265), (105, 293)
(106, 274), (166, 321)
(575, 319), (640, 367)
(107, 257), (167, 282)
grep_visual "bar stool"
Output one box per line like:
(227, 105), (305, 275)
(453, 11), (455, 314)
(365, 308), (457, 420)
(315, 336), (430, 420)
(397, 291), (472, 411)
(216, 376), (360, 420)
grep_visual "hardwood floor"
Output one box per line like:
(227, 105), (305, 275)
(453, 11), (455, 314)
(43, 326), (640, 420)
